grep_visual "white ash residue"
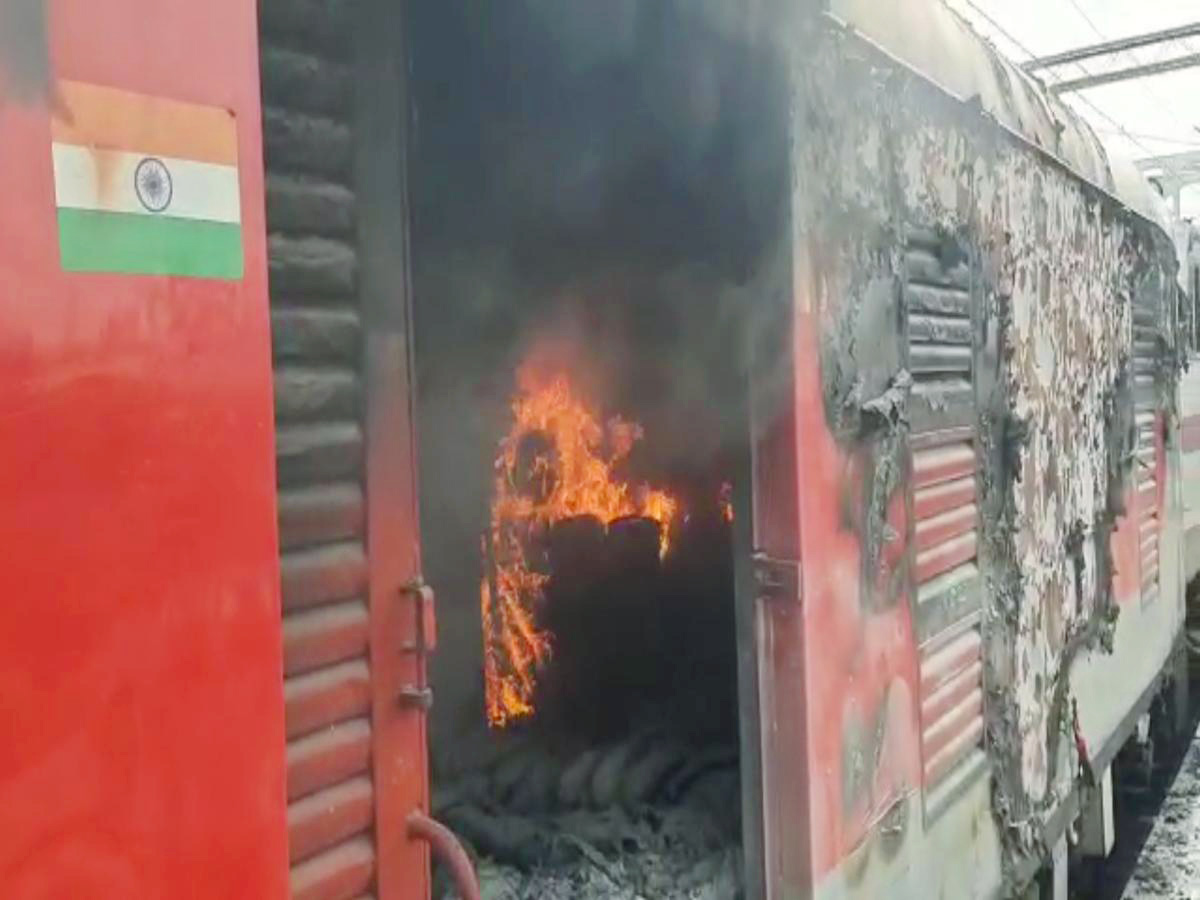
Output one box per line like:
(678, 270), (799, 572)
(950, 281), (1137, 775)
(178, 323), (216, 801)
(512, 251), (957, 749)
(1124, 719), (1200, 899)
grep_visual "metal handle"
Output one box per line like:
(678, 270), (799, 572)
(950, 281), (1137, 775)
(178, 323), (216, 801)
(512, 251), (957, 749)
(407, 811), (481, 900)
(401, 580), (437, 654)
(399, 580), (437, 710)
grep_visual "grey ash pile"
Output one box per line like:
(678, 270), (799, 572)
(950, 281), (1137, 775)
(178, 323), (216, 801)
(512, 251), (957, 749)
(432, 730), (743, 900)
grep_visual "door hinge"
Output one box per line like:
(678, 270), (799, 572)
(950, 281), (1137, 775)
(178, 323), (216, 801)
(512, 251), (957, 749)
(753, 553), (802, 605)
(398, 685), (434, 711)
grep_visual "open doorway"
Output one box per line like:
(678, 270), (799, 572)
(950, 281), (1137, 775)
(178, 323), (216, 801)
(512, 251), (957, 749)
(406, 2), (787, 896)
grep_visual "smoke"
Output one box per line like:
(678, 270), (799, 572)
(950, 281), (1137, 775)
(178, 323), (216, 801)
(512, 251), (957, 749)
(405, 0), (791, 759)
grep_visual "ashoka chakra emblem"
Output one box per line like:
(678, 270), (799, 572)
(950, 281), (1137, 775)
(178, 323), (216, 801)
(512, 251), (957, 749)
(134, 157), (173, 213)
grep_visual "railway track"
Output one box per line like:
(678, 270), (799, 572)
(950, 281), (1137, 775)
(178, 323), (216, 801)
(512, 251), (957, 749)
(1082, 638), (1200, 899)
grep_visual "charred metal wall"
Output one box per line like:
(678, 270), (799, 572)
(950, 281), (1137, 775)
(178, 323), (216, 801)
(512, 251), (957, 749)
(786, 15), (1180, 897)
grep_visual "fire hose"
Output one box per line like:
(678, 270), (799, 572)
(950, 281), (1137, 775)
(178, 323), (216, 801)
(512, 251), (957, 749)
(406, 810), (481, 900)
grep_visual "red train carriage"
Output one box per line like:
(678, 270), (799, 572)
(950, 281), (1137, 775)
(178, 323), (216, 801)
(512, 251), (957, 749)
(0, 1), (1187, 898)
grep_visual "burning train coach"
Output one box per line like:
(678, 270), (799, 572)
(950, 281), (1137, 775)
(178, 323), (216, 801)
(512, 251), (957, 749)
(0, 0), (1190, 899)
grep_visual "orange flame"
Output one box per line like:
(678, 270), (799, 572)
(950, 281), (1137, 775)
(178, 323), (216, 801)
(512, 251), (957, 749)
(481, 368), (677, 727)
(719, 481), (734, 523)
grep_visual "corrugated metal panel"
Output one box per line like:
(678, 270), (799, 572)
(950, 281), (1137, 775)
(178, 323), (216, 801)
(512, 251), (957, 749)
(1133, 271), (1161, 607)
(260, 0), (378, 893)
(919, 629), (984, 786)
(911, 439), (981, 647)
(905, 235), (974, 433)
(1178, 358), (1200, 583)
(904, 232), (985, 799)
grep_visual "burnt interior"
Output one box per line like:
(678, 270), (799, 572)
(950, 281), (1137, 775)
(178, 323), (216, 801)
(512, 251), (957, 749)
(407, 3), (786, 895)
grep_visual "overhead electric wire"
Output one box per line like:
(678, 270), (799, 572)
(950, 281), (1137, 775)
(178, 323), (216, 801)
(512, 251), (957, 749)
(958, 0), (1188, 186)
(1023, 21), (1200, 70)
(1061, 0), (1189, 125)
(1094, 129), (1200, 148)
(1056, 0), (1198, 198)
(1051, 54), (1200, 94)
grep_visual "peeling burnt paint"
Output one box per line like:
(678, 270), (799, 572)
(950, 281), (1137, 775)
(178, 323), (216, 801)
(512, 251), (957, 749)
(789, 17), (1186, 893)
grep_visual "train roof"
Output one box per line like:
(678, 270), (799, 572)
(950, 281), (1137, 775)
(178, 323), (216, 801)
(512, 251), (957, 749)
(828, 0), (1170, 233)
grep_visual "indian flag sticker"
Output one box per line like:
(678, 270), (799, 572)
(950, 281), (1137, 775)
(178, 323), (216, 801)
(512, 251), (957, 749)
(50, 80), (243, 279)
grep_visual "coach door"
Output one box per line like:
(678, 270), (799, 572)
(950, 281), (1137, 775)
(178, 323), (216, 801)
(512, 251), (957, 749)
(260, 1), (461, 896)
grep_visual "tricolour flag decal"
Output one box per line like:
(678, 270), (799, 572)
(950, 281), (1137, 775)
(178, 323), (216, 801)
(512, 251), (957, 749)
(51, 80), (243, 279)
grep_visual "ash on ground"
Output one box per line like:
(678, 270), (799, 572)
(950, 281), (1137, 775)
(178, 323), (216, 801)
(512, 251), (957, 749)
(1121, 609), (1200, 900)
(1123, 734), (1200, 900)
(1123, 706), (1200, 899)
(433, 731), (744, 900)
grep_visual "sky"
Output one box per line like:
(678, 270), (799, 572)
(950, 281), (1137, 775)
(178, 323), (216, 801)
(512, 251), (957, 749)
(942, 0), (1200, 218)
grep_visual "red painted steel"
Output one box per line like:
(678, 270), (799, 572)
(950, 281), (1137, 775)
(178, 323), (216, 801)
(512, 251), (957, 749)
(920, 661), (984, 728)
(923, 718), (984, 785)
(922, 689), (983, 761)
(1155, 408), (1167, 532)
(0, 0), (287, 897)
(913, 475), (975, 519)
(912, 442), (976, 488)
(916, 532), (978, 583)
(1112, 488), (1145, 606)
(754, 301), (922, 896)
(799, 301), (921, 877)
(919, 629), (983, 695)
(751, 313), (809, 897)
(914, 503), (978, 552)
(355, 0), (431, 882)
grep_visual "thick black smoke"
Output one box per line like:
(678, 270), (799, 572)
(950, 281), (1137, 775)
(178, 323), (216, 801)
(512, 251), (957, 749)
(405, 0), (791, 765)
